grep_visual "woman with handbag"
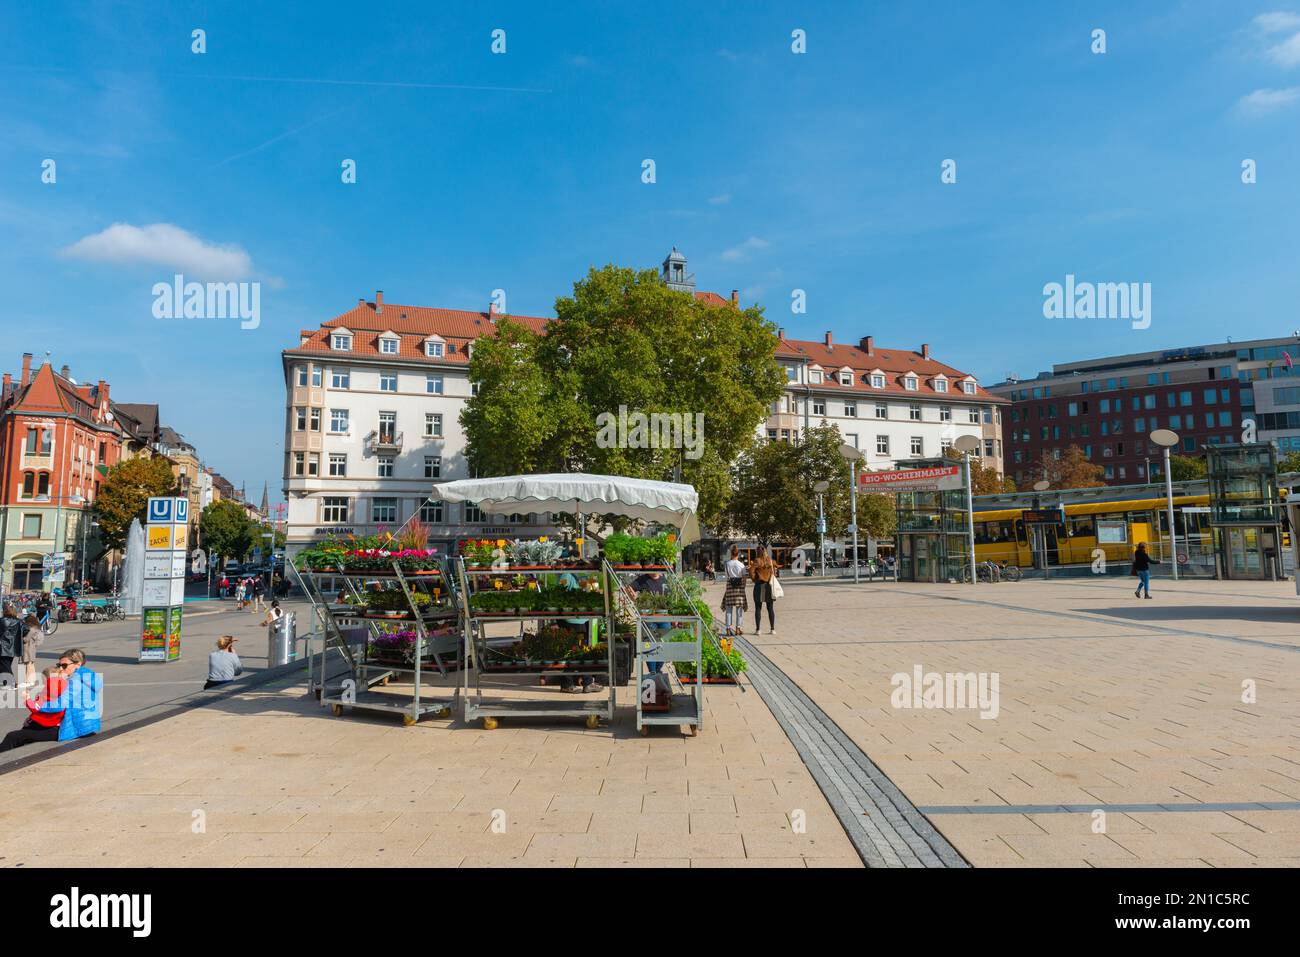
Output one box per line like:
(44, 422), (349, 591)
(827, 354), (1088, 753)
(750, 547), (778, 636)
(719, 546), (748, 637)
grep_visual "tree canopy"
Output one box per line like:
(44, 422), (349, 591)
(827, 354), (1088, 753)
(942, 448), (1017, 494)
(200, 499), (258, 564)
(460, 264), (786, 531)
(1167, 454), (1207, 482)
(1018, 446), (1105, 490)
(93, 456), (179, 555)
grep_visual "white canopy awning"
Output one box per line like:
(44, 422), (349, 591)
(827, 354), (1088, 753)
(433, 473), (699, 529)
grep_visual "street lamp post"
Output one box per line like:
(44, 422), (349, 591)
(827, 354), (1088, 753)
(953, 436), (982, 585)
(840, 444), (863, 584)
(813, 480), (830, 578)
(1150, 429), (1180, 580)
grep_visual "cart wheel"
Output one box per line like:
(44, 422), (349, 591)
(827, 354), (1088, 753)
(402, 714), (417, 727)
(331, 704), (343, 716)
(482, 717), (499, 730)
(686, 724), (698, 737)
(437, 707), (452, 718)
(585, 714), (601, 730)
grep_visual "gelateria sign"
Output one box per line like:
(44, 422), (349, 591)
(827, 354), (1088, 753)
(859, 465), (964, 492)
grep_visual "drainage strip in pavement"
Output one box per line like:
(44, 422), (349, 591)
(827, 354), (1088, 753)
(734, 635), (969, 868)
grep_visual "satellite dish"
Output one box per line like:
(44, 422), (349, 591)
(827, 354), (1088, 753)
(1149, 429), (1179, 448)
(953, 435), (981, 453)
(1032, 480), (1051, 492)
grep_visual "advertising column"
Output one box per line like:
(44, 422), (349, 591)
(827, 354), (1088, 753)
(141, 496), (188, 662)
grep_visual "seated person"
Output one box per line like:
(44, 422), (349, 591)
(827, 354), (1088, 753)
(205, 635), (243, 690)
(0, 665), (67, 752)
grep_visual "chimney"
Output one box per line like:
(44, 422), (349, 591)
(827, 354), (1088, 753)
(2, 373), (10, 393)
(921, 343), (930, 360)
(859, 336), (874, 356)
(375, 290), (384, 315)
(777, 327), (785, 339)
(20, 353), (32, 388)
(488, 299), (498, 322)
(730, 289), (739, 307)
(358, 297), (365, 307)
(824, 331), (833, 350)
(97, 379), (108, 405)
(60, 364), (70, 379)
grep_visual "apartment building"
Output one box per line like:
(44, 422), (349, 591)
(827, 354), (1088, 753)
(987, 336), (1300, 486)
(0, 354), (123, 590)
(767, 332), (1008, 473)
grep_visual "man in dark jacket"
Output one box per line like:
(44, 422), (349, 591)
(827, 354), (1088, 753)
(1132, 542), (1159, 599)
(0, 602), (28, 684)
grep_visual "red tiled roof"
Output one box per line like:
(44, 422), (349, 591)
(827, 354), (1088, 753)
(776, 337), (1006, 402)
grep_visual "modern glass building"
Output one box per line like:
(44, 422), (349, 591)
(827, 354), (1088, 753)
(892, 457), (972, 582)
(1205, 443), (1283, 580)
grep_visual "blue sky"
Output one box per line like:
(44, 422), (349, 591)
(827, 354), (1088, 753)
(4, 1), (1300, 503)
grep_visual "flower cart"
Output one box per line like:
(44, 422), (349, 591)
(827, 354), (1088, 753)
(289, 539), (458, 727)
(435, 473), (702, 732)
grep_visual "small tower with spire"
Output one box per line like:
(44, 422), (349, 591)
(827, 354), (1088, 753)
(661, 247), (695, 293)
(260, 482), (269, 519)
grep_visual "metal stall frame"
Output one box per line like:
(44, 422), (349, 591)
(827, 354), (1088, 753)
(454, 557), (615, 730)
(291, 555), (457, 727)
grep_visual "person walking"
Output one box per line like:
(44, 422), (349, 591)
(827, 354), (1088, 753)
(750, 546), (777, 635)
(0, 602), (27, 686)
(251, 576), (265, 613)
(20, 613), (43, 688)
(234, 578), (246, 610)
(219, 575), (230, 599)
(720, 546), (748, 637)
(1131, 542), (1159, 599)
(205, 636), (242, 690)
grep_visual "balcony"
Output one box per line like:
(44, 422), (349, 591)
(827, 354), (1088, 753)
(366, 430), (404, 454)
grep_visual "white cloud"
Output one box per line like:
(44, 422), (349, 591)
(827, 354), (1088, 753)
(1267, 30), (1300, 66)
(60, 223), (255, 279)
(720, 236), (770, 262)
(1237, 86), (1300, 115)
(708, 193), (732, 205)
(1254, 11), (1300, 33)
(1250, 11), (1300, 66)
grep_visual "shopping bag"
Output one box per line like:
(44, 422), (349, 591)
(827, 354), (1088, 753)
(770, 577), (784, 599)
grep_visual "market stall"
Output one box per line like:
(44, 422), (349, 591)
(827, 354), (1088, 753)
(435, 473), (712, 731)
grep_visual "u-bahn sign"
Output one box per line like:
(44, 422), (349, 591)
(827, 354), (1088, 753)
(859, 465), (963, 492)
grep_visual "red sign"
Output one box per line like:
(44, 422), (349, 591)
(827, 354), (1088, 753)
(859, 465), (963, 492)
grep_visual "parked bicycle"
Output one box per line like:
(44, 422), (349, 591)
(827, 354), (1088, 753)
(960, 560), (1022, 583)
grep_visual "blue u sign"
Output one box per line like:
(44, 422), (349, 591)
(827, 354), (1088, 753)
(175, 497), (189, 523)
(147, 497), (174, 524)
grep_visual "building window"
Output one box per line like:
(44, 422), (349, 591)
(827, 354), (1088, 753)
(21, 514), (41, 538)
(904, 376), (918, 391)
(1183, 437), (1195, 452)
(939, 406), (952, 422)
(331, 333), (352, 351)
(812, 399), (826, 416)
(908, 403), (921, 421)
(844, 433), (858, 449)
(296, 366), (308, 387)
(308, 453), (319, 476)
(425, 413), (443, 437)
(377, 456), (394, 478)
(424, 456), (442, 479)
(810, 369), (823, 384)
(331, 370), (350, 389)
(379, 337), (399, 355)
(464, 501), (484, 523)
(843, 401), (857, 418)
(322, 497), (349, 523)
(963, 381), (976, 395)
(876, 435), (890, 455)
(935, 379), (948, 393)
(870, 373), (885, 389)
(984, 438), (994, 457)
(427, 374), (444, 395)
(426, 340), (444, 358)
(767, 429), (777, 442)
(420, 500), (444, 523)
(37, 473), (49, 496)
(379, 373), (397, 392)
(330, 409), (349, 433)
(372, 497), (398, 523)
(839, 370), (853, 387)
(910, 437), (923, 456)
(786, 366), (797, 382)
(295, 407), (307, 431)
(293, 452), (306, 476)
(328, 454), (347, 477)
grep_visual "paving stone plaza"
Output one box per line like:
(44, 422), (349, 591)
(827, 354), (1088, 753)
(1, 576), (1294, 869)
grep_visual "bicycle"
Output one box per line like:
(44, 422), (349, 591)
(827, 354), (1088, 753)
(960, 560), (1003, 583)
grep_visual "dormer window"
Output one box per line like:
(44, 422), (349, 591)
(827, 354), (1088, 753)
(870, 373), (885, 389)
(379, 336), (399, 355)
(904, 376), (918, 391)
(810, 369), (823, 384)
(935, 379), (948, 393)
(962, 379), (977, 395)
(838, 368), (854, 387)
(331, 333), (352, 351)
(786, 366), (798, 382)
(426, 340), (445, 358)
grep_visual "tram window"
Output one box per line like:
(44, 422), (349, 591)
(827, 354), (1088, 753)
(1015, 520), (1027, 545)
(1066, 515), (1096, 538)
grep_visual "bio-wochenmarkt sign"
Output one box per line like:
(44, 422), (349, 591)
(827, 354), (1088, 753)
(859, 465), (964, 493)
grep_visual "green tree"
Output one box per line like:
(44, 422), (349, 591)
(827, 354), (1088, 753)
(1167, 454), (1207, 481)
(201, 500), (257, 567)
(942, 448), (1018, 495)
(1019, 446), (1105, 490)
(460, 265), (786, 532)
(1279, 451), (1300, 474)
(93, 456), (179, 554)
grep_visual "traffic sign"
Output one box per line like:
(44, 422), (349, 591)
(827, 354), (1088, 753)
(147, 497), (174, 524)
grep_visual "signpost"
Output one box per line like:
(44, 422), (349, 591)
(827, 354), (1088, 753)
(140, 496), (188, 662)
